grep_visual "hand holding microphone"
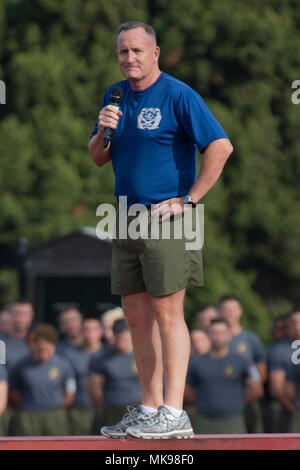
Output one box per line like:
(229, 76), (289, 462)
(98, 87), (124, 149)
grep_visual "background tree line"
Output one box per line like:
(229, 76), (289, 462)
(0, 0), (299, 342)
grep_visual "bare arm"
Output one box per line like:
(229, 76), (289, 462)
(87, 373), (105, 407)
(9, 389), (21, 409)
(0, 381), (8, 416)
(63, 376), (77, 408)
(256, 362), (268, 384)
(244, 377), (264, 403)
(89, 131), (111, 167)
(63, 391), (75, 408)
(285, 381), (296, 403)
(183, 384), (197, 405)
(189, 138), (233, 203)
(88, 105), (123, 167)
(152, 137), (233, 220)
(269, 371), (296, 412)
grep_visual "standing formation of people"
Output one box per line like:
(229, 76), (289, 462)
(1, 297), (300, 437)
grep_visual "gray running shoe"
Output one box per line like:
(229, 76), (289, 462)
(100, 405), (157, 438)
(126, 405), (195, 439)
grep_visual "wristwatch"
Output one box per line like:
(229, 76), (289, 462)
(182, 194), (197, 208)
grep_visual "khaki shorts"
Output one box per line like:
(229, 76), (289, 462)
(111, 205), (204, 297)
(194, 412), (247, 434)
(12, 407), (70, 436)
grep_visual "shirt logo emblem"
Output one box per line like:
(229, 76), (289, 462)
(237, 342), (247, 354)
(137, 108), (161, 130)
(224, 365), (234, 377)
(48, 367), (59, 380)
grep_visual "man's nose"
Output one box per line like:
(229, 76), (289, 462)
(126, 51), (135, 62)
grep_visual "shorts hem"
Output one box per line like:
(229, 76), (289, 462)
(111, 280), (204, 297)
(148, 280), (203, 297)
(111, 287), (147, 296)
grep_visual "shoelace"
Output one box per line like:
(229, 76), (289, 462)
(121, 406), (150, 425)
(121, 406), (139, 424)
(140, 408), (173, 427)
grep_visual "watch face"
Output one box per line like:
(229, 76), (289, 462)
(183, 195), (191, 204)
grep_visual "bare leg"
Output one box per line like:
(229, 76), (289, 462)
(150, 288), (190, 409)
(122, 291), (164, 409)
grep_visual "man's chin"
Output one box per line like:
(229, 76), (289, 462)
(123, 70), (141, 81)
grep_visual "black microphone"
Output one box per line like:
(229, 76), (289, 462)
(103, 87), (124, 148)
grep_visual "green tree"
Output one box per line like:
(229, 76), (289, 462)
(0, 0), (299, 342)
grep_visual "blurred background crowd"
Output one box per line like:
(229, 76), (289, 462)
(1, 295), (300, 436)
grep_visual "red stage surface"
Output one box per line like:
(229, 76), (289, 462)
(1, 434), (300, 450)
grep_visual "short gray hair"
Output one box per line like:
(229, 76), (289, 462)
(118, 21), (157, 43)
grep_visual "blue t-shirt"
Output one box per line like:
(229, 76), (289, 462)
(0, 363), (7, 382)
(89, 343), (116, 374)
(10, 353), (76, 412)
(59, 343), (114, 408)
(0, 333), (29, 382)
(229, 328), (266, 364)
(268, 338), (294, 374)
(94, 350), (142, 406)
(186, 351), (260, 418)
(90, 72), (228, 207)
(56, 339), (85, 356)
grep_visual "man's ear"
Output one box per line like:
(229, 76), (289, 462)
(154, 46), (160, 62)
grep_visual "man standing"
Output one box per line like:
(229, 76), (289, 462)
(2, 300), (34, 376)
(218, 295), (267, 380)
(285, 314), (300, 432)
(185, 319), (263, 434)
(93, 319), (142, 435)
(0, 364), (8, 436)
(10, 324), (76, 436)
(59, 317), (113, 435)
(56, 307), (84, 353)
(195, 304), (219, 331)
(89, 21), (233, 439)
(0, 300), (34, 436)
(218, 294), (267, 433)
(269, 308), (300, 432)
(0, 308), (13, 336)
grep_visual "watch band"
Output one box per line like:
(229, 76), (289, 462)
(182, 195), (197, 208)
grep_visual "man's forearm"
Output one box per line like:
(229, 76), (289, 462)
(189, 138), (233, 203)
(183, 385), (196, 405)
(0, 383), (7, 415)
(272, 390), (296, 412)
(64, 393), (75, 408)
(89, 129), (111, 167)
(245, 385), (263, 403)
